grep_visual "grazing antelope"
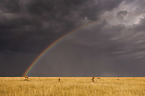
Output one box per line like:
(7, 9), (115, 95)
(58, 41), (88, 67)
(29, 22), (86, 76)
(24, 74), (29, 80)
(91, 77), (95, 82)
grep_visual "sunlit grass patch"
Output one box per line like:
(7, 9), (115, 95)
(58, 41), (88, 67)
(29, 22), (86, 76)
(0, 77), (145, 96)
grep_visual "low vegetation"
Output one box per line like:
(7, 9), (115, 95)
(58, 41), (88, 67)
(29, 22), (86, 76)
(0, 77), (145, 96)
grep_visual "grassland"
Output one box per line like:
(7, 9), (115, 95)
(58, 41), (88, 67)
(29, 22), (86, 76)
(0, 77), (145, 96)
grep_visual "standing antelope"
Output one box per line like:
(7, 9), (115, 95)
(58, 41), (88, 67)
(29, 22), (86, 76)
(58, 78), (60, 82)
(24, 74), (29, 80)
(91, 77), (95, 82)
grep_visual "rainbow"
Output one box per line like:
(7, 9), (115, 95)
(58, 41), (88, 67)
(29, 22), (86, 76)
(23, 21), (98, 76)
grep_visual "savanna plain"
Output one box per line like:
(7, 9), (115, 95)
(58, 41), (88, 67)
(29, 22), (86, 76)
(0, 77), (145, 96)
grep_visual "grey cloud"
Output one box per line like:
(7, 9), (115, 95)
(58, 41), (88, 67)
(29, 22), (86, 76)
(100, 0), (145, 59)
(117, 10), (128, 20)
(101, 0), (145, 26)
(117, 10), (128, 16)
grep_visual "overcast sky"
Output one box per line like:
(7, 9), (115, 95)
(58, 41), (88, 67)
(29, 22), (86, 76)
(0, 0), (145, 76)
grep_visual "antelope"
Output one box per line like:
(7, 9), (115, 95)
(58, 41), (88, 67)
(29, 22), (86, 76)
(91, 77), (95, 82)
(24, 74), (29, 80)
(58, 78), (60, 82)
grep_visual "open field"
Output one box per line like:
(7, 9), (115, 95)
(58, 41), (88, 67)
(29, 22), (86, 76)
(0, 77), (145, 96)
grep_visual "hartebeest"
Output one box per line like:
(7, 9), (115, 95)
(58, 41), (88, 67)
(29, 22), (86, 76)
(24, 74), (29, 80)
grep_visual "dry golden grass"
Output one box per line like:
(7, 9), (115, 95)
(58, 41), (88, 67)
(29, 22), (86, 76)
(0, 77), (145, 96)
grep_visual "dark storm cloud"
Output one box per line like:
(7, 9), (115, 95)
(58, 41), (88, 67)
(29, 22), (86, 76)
(0, 0), (21, 13)
(0, 0), (123, 53)
(1, 0), (145, 76)
(28, 0), (145, 76)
